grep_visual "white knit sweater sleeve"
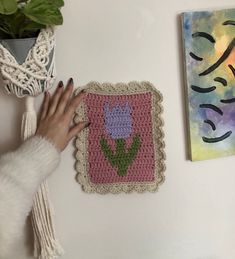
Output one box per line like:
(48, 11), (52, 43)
(0, 136), (60, 258)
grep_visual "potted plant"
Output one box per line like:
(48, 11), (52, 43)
(0, 0), (63, 63)
(0, 1), (64, 258)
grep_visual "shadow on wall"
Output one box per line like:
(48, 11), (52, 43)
(0, 77), (24, 154)
(176, 13), (190, 161)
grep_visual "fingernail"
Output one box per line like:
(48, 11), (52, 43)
(58, 81), (63, 87)
(80, 89), (86, 95)
(85, 122), (91, 128)
(68, 78), (74, 85)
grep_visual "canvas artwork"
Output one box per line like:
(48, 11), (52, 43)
(74, 81), (165, 194)
(182, 8), (235, 161)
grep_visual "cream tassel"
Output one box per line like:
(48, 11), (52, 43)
(21, 96), (64, 259)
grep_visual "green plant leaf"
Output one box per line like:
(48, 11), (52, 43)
(0, 11), (26, 38)
(48, 0), (64, 8)
(0, 11), (44, 39)
(0, 0), (17, 15)
(0, 26), (10, 38)
(19, 21), (45, 38)
(22, 0), (63, 26)
(0, 13), (18, 38)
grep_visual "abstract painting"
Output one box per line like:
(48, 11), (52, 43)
(182, 8), (235, 161)
(74, 81), (165, 194)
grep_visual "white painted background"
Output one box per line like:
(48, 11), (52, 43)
(1, 0), (235, 258)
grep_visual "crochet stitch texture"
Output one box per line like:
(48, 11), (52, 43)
(75, 81), (165, 194)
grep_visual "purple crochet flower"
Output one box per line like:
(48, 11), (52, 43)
(104, 102), (132, 139)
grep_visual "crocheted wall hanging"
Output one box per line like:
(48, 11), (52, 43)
(74, 81), (166, 194)
(0, 27), (63, 259)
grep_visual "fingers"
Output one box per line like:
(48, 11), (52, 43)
(65, 90), (86, 120)
(56, 78), (74, 115)
(68, 121), (90, 140)
(47, 81), (64, 116)
(47, 78), (85, 120)
(40, 91), (50, 121)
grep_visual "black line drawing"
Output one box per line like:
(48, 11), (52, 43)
(220, 98), (235, 103)
(189, 52), (203, 61)
(192, 32), (216, 43)
(188, 19), (235, 147)
(214, 77), (227, 86)
(228, 64), (235, 77)
(223, 20), (235, 26)
(199, 104), (223, 115)
(204, 119), (216, 130)
(191, 85), (216, 93)
(202, 131), (232, 143)
(199, 38), (235, 76)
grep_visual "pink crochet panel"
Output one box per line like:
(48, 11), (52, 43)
(85, 92), (155, 184)
(75, 81), (165, 194)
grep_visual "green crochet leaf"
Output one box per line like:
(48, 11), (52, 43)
(100, 135), (141, 177)
(100, 137), (116, 167)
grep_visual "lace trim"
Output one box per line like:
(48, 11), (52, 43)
(74, 81), (166, 194)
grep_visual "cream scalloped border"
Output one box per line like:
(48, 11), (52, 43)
(74, 81), (166, 194)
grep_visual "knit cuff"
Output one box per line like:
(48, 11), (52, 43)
(17, 135), (61, 180)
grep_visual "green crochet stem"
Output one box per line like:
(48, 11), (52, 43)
(100, 135), (141, 176)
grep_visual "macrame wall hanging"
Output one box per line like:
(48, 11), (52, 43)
(74, 81), (166, 194)
(0, 27), (63, 259)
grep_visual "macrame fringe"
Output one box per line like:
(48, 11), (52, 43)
(21, 96), (64, 259)
(0, 27), (56, 98)
(32, 181), (64, 259)
(21, 96), (37, 140)
(0, 27), (63, 258)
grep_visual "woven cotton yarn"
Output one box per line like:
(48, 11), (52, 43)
(0, 27), (63, 259)
(74, 81), (166, 194)
(0, 27), (56, 97)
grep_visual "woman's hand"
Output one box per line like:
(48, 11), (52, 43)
(36, 78), (88, 151)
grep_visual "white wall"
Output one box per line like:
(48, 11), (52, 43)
(1, 0), (235, 258)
